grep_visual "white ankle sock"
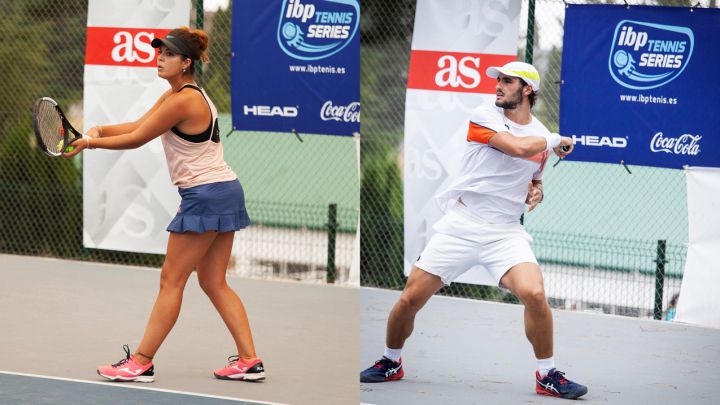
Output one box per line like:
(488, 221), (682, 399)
(536, 356), (555, 377)
(383, 347), (402, 362)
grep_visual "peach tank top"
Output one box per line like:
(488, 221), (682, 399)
(160, 84), (236, 188)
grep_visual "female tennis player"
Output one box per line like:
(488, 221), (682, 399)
(64, 27), (265, 383)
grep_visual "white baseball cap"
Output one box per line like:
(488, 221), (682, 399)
(486, 61), (540, 91)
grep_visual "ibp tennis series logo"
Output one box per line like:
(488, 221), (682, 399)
(277, 0), (359, 61)
(608, 20), (694, 90)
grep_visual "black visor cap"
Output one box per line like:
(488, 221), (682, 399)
(151, 34), (198, 60)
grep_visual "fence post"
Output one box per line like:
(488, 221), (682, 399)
(525, 0), (536, 64)
(196, 0), (204, 83)
(327, 203), (338, 284)
(653, 240), (667, 320)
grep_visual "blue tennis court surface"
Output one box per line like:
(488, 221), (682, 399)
(0, 372), (279, 405)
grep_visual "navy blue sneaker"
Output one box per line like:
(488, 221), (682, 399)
(536, 368), (588, 399)
(360, 356), (404, 383)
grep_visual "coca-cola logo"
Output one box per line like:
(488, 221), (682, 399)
(650, 132), (701, 155)
(320, 101), (360, 123)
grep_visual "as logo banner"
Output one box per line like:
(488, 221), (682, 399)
(560, 4), (720, 169)
(403, 0), (522, 286)
(407, 50), (514, 94)
(85, 27), (170, 67)
(83, 0), (191, 255)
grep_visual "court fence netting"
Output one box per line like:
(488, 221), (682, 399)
(1, 0), (714, 310)
(0, 0), (358, 286)
(360, 0), (717, 319)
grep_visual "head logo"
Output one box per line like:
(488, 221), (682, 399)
(572, 135), (628, 148)
(277, 0), (359, 61)
(608, 20), (694, 90)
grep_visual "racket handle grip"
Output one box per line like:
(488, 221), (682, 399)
(560, 145), (571, 152)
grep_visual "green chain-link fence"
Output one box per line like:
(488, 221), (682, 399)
(2, 0), (714, 306)
(360, 0), (716, 318)
(0, 0), (358, 285)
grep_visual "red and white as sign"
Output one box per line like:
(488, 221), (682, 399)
(403, 0), (522, 286)
(407, 50), (516, 94)
(85, 27), (171, 67)
(83, 0), (190, 255)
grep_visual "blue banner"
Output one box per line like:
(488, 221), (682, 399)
(231, 0), (360, 136)
(560, 5), (720, 169)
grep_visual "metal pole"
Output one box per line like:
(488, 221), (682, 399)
(525, 0), (536, 64)
(653, 240), (667, 320)
(196, 0), (204, 83)
(327, 203), (338, 284)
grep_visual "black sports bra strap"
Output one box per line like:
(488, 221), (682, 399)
(171, 85), (218, 143)
(178, 85), (211, 109)
(178, 83), (201, 91)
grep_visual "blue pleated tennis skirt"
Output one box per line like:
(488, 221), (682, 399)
(166, 179), (251, 233)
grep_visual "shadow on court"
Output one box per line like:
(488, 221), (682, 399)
(0, 254), (359, 405)
(360, 287), (720, 405)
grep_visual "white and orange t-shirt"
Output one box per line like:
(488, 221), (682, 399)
(435, 102), (550, 224)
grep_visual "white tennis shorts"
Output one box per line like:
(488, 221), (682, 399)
(415, 206), (538, 286)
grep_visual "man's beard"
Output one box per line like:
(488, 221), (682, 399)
(495, 89), (523, 109)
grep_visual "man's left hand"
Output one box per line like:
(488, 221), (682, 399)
(525, 183), (543, 212)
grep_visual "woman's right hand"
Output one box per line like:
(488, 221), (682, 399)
(62, 137), (90, 158)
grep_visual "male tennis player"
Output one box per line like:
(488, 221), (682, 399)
(360, 61), (588, 400)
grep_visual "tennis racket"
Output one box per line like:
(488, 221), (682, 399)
(33, 97), (85, 157)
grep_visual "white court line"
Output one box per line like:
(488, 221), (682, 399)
(0, 370), (288, 405)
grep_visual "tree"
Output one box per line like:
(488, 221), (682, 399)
(358, 1), (414, 287)
(0, 0), (87, 256)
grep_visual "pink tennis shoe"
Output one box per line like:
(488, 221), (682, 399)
(213, 355), (266, 381)
(97, 345), (154, 383)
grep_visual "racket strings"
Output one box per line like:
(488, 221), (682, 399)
(36, 101), (64, 154)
